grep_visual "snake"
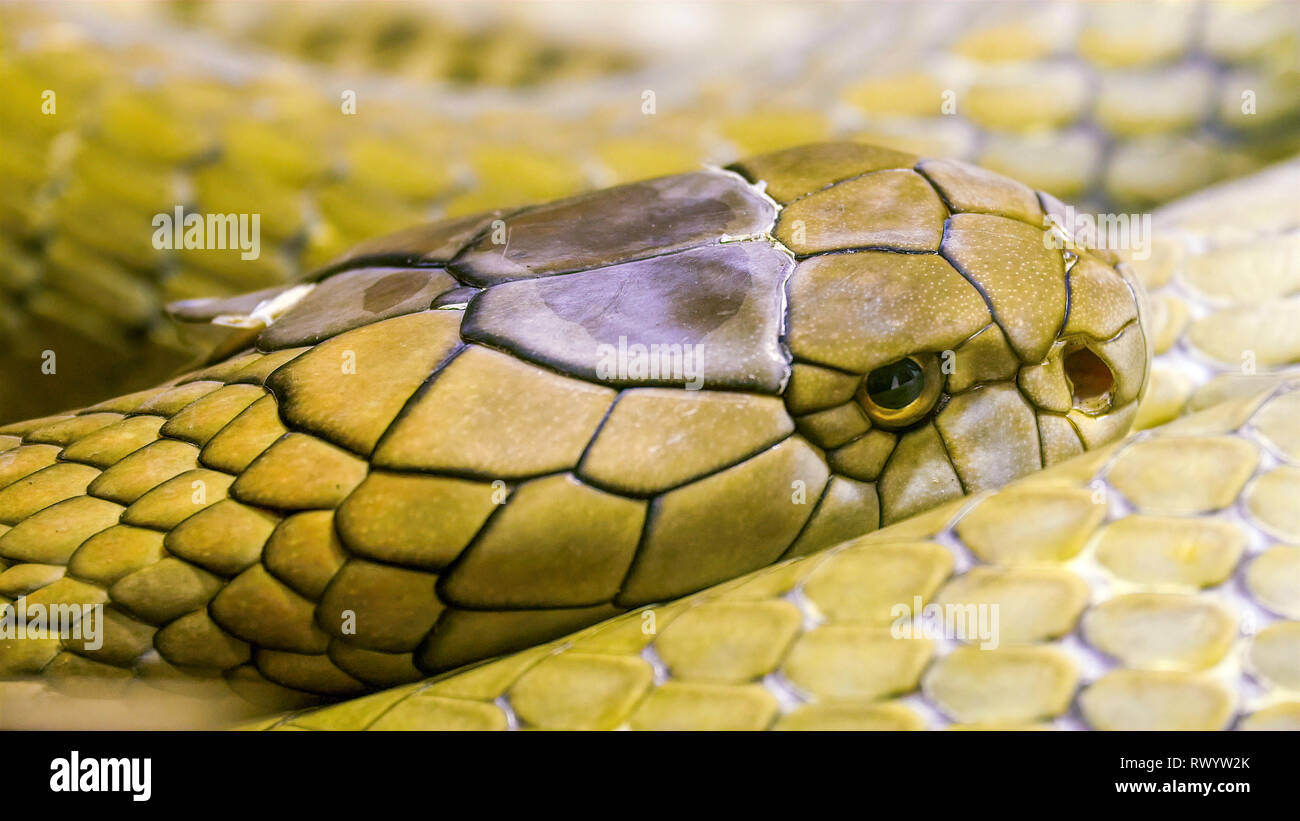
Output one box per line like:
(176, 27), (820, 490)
(221, 154), (1300, 731)
(0, 2), (1296, 730)
(0, 140), (1157, 724)
(3, 141), (1296, 730)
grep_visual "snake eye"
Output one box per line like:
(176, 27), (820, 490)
(857, 353), (943, 428)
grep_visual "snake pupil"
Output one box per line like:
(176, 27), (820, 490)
(866, 358), (925, 409)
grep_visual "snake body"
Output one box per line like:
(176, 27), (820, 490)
(0, 143), (1149, 724)
(274, 377), (1298, 731)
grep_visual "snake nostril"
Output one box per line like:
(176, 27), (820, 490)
(1063, 347), (1114, 412)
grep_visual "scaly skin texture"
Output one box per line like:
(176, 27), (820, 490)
(162, 0), (646, 88)
(0, 144), (1146, 725)
(258, 157), (1300, 731)
(1, 1), (1296, 419)
(264, 378), (1300, 731)
(1128, 159), (1300, 429)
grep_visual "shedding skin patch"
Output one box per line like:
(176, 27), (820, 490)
(450, 171), (776, 286)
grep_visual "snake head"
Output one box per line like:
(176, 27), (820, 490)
(758, 145), (1151, 525)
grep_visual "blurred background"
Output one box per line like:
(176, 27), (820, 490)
(1, 0), (1297, 422)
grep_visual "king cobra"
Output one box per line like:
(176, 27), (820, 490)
(0, 144), (1296, 731)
